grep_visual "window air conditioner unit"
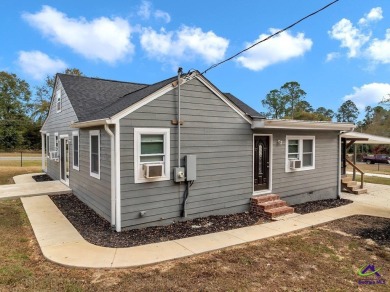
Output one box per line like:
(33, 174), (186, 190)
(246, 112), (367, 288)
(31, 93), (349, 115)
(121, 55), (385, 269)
(49, 151), (59, 160)
(143, 164), (164, 178)
(289, 160), (302, 170)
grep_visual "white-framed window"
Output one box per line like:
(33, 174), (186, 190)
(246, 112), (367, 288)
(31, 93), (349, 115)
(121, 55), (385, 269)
(89, 130), (100, 179)
(285, 135), (315, 172)
(72, 131), (79, 171)
(56, 89), (62, 113)
(46, 133), (50, 157)
(54, 133), (59, 151)
(134, 128), (170, 183)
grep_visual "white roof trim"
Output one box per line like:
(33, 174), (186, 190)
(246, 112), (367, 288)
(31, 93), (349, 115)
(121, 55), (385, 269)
(341, 132), (390, 144)
(195, 75), (252, 124)
(71, 119), (109, 128)
(252, 119), (355, 131)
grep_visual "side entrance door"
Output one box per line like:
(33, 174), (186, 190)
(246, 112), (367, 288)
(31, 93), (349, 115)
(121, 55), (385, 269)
(60, 136), (69, 185)
(254, 136), (270, 191)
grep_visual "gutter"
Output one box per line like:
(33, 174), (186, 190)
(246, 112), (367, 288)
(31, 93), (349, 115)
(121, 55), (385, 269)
(104, 123), (116, 228)
(114, 121), (121, 232)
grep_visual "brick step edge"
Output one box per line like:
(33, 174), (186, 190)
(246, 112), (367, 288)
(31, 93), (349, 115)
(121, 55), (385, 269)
(265, 206), (294, 219)
(258, 200), (287, 210)
(251, 194), (280, 204)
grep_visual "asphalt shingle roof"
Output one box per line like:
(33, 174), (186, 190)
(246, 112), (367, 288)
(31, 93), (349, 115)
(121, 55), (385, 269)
(58, 73), (264, 122)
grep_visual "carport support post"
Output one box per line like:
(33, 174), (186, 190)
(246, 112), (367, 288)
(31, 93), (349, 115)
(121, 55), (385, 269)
(353, 144), (357, 181)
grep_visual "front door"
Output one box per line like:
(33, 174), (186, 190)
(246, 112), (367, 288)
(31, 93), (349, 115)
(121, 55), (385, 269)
(60, 137), (69, 185)
(254, 136), (270, 191)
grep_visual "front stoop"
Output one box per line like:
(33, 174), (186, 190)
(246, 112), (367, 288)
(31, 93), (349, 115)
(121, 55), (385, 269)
(250, 194), (294, 219)
(341, 177), (368, 195)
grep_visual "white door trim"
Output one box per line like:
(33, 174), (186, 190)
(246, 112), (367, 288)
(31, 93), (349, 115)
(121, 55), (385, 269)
(60, 136), (70, 186)
(252, 134), (273, 195)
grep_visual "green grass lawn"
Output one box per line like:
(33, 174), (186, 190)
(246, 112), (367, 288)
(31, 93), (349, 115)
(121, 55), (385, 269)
(354, 175), (390, 186)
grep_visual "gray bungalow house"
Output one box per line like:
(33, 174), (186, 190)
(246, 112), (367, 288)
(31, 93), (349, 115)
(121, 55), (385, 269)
(41, 71), (354, 231)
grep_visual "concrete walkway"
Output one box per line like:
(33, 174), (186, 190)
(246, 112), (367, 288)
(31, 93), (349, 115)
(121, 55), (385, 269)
(20, 183), (390, 269)
(0, 173), (71, 200)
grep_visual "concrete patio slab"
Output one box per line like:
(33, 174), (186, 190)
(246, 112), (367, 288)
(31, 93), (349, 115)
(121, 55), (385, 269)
(12, 173), (44, 184)
(0, 180), (71, 200)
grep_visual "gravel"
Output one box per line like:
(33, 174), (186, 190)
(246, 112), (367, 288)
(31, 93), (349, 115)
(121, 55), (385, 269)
(32, 174), (53, 182)
(292, 198), (353, 214)
(50, 193), (355, 248)
(50, 194), (270, 248)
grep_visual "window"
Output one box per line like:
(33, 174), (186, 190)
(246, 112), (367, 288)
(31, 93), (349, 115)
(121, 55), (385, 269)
(46, 134), (50, 157)
(89, 130), (100, 179)
(72, 131), (79, 170)
(134, 128), (170, 183)
(54, 133), (59, 151)
(56, 89), (62, 113)
(286, 136), (315, 172)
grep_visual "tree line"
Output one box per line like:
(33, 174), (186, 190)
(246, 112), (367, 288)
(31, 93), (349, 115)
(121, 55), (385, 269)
(0, 69), (83, 151)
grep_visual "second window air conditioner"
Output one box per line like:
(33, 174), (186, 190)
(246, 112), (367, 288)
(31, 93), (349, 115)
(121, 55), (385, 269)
(289, 160), (302, 170)
(143, 164), (164, 178)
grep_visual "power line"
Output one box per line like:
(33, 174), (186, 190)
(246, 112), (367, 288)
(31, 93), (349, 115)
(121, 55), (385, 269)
(200, 0), (340, 75)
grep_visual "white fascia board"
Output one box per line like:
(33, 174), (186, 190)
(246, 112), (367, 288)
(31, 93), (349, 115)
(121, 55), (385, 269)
(195, 75), (252, 124)
(70, 119), (109, 128)
(252, 119), (355, 131)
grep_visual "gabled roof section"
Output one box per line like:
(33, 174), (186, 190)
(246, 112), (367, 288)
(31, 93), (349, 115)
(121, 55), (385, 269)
(58, 74), (147, 122)
(224, 93), (264, 119)
(87, 76), (178, 121)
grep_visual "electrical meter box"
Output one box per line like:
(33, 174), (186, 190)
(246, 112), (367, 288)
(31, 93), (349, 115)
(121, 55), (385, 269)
(185, 155), (196, 181)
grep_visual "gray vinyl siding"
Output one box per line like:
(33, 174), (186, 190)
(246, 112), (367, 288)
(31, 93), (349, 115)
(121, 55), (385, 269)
(254, 129), (339, 205)
(120, 78), (253, 229)
(41, 78), (111, 222)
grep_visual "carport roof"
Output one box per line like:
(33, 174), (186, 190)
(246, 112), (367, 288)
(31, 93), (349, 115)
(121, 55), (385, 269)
(341, 132), (390, 144)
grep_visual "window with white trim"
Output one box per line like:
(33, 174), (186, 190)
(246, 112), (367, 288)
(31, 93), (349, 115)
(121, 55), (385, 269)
(286, 136), (315, 172)
(89, 130), (100, 179)
(56, 89), (62, 113)
(46, 133), (50, 157)
(54, 133), (59, 151)
(72, 131), (79, 170)
(134, 128), (170, 183)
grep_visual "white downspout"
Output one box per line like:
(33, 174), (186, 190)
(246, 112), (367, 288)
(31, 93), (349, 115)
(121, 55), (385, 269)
(41, 133), (45, 171)
(104, 124), (116, 228)
(115, 121), (121, 232)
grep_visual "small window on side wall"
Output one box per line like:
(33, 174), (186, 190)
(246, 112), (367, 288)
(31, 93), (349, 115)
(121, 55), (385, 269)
(134, 128), (170, 183)
(56, 89), (62, 113)
(286, 136), (315, 172)
(89, 130), (100, 179)
(72, 131), (79, 171)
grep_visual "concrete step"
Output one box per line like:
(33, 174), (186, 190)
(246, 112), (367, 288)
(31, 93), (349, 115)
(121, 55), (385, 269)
(251, 194), (280, 204)
(258, 199), (287, 210)
(353, 188), (368, 195)
(265, 206), (295, 219)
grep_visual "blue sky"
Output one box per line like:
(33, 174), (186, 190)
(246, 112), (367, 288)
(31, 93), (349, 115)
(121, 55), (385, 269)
(1, 0), (390, 119)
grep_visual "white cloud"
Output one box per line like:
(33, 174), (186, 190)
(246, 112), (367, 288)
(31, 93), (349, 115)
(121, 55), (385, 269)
(326, 52), (341, 62)
(236, 29), (312, 71)
(359, 7), (383, 25)
(154, 10), (171, 23)
(367, 29), (390, 64)
(23, 5), (134, 64)
(138, 1), (151, 19)
(17, 50), (67, 80)
(140, 26), (229, 64)
(329, 18), (370, 58)
(343, 83), (390, 109)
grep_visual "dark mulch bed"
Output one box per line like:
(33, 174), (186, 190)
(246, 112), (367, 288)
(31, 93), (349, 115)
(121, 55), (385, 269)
(50, 194), (270, 248)
(32, 174), (53, 182)
(327, 215), (390, 246)
(49, 194), (355, 248)
(293, 198), (353, 214)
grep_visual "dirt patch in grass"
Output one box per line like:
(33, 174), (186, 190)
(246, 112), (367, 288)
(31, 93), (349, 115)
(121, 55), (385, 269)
(0, 166), (42, 185)
(1, 198), (389, 291)
(50, 194), (270, 248)
(293, 198), (353, 214)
